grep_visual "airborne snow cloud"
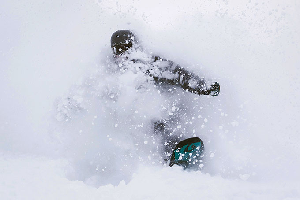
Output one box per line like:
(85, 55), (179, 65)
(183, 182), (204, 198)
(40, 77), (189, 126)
(1, 0), (300, 199)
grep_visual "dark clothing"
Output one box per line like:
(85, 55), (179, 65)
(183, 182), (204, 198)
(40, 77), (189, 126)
(129, 55), (220, 97)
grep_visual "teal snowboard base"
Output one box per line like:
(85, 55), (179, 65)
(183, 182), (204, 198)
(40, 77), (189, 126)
(169, 137), (204, 169)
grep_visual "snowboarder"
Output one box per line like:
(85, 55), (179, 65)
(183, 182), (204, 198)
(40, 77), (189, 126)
(110, 30), (220, 169)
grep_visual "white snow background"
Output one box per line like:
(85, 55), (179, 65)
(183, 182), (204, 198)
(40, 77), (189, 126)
(1, 0), (300, 199)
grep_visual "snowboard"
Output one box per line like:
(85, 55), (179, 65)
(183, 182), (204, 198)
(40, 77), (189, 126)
(169, 137), (204, 169)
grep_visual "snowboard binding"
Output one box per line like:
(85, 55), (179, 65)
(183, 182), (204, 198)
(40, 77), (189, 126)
(169, 137), (204, 169)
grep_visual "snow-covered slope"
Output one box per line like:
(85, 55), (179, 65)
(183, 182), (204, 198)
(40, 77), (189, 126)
(1, 154), (299, 200)
(1, 0), (300, 199)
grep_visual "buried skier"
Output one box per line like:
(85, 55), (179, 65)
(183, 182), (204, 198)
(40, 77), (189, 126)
(110, 30), (220, 169)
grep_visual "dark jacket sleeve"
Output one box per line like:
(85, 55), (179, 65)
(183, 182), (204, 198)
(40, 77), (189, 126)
(146, 56), (219, 96)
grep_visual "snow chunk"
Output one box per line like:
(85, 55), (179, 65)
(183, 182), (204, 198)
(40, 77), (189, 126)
(231, 120), (239, 127)
(239, 174), (250, 181)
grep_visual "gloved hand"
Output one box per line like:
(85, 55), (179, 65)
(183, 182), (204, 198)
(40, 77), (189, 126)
(208, 82), (220, 96)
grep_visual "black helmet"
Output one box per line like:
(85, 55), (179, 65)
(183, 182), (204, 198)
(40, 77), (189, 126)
(111, 30), (138, 55)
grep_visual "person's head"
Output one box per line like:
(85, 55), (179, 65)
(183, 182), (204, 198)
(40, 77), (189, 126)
(111, 30), (138, 56)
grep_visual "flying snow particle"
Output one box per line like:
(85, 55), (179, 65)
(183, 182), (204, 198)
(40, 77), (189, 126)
(231, 120), (239, 127)
(239, 174), (251, 181)
(171, 106), (176, 112)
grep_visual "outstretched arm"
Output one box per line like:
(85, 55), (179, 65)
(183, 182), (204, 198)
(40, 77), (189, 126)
(147, 56), (220, 96)
(171, 66), (220, 96)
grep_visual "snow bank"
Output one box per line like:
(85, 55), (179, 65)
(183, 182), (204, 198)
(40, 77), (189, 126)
(1, 154), (299, 200)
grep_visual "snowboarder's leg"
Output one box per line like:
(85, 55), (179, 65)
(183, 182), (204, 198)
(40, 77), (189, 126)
(153, 120), (181, 162)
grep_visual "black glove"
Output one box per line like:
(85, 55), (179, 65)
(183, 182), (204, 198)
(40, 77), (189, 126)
(208, 82), (220, 96)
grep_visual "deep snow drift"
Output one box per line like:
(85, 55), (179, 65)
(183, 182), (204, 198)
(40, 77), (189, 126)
(1, 0), (300, 199)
